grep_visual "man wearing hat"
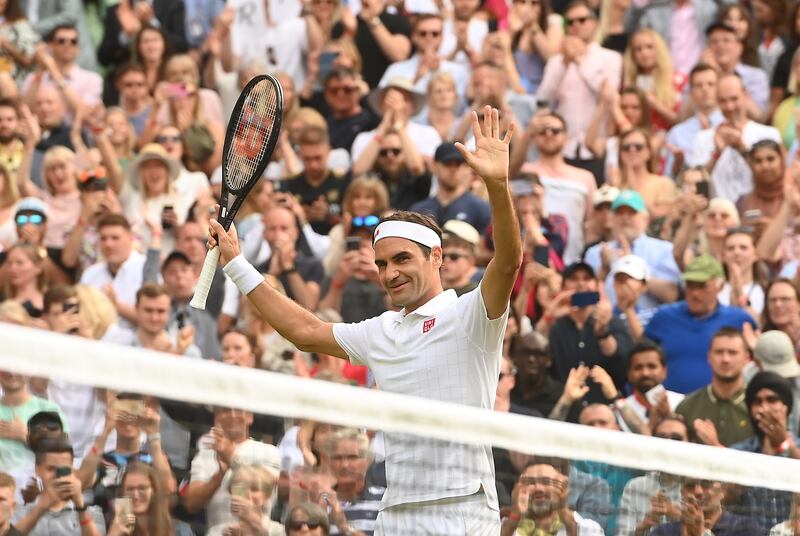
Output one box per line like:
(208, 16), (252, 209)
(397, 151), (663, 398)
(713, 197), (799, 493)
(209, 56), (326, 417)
(610, 254), (649, 339)
(411, 141), (491, 234)
(583, 185), (619, 247)
(585, 190), (680, 324)
(730, 371), (800, 531)
(440, 219), (481, 296)
(754, 331), (800, 435)
(379, 14), (469, 104)
(352, 78), (441, 160)
(645, 255), (756, 394)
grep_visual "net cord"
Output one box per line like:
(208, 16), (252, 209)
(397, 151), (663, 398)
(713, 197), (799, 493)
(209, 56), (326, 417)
(1, 322), (797, 492)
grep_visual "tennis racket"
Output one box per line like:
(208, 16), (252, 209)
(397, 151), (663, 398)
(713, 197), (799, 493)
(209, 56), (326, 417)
(190, 74), (284, 310)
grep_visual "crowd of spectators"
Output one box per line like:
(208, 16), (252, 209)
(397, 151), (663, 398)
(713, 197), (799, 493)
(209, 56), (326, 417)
(0, 0), (799, 534)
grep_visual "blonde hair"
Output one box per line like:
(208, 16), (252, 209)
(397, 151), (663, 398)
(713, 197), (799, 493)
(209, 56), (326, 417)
(42, 146), (77, 195)
(707, 198), (741, 226)
(3, 243), (47, 298)
(0, 299), (31, 325)
(595, 0), (616, 44)
(623, 29), (676, 110)
(788, 47), (800, 94)
(229, 465), (277, 500)
(104, 107), (136, 159)
(342, 175), (390, 215)
(0, 164), (19, 207)
(331, 37), (362, 74)
(74, 284), (118, 340)
(287, 107), (327, 131)
(164, 54), (200, 86)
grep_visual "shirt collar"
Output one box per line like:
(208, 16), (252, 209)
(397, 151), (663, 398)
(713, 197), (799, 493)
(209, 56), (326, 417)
(394, 289), (458, 322)
(706, 384), (745, 404)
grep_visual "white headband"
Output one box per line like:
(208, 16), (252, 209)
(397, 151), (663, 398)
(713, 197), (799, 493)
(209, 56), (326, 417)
(373, 220), (442, 249)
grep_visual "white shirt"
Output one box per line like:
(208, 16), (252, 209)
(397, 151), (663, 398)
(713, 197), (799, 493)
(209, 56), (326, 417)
(540, 175), (589, 264)
(513, 511), (605, 535)
(333, 285), (507, 509)
(191, 438), (281, 535)
(440, 19), (489, 68)
(80, 251), (146, 329)
(718, 281), (765, 316)
(379, 55), (471, 102)
(237, 17), (309, 89)
(689, 121), (782, 203)
(623, 388), (685, 426)
(351, 123), (442, 161)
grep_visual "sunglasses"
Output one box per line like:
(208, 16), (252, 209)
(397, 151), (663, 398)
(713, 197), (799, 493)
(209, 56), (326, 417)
(520, 476), (563, 487)
(535, 126), (563, 136)
(31, 421), (61, 432)
(443, 252), (468, 261)
(683, 479), (714, 489)
(655, 433), (686, 441)
(417, 30), (441, 38)
(352, 215), (380, 228)
(156, 135), (182, 144)
(378, 148), (401, 157)
(566, 15), (592, 26)
(620, 143), (647, 152)
(327, 85), (358, 95)
(55, 37), (78, 45)
(288, 521), (322, 530)
(16, 213), (44, 226)
(514, 0), (541, 4)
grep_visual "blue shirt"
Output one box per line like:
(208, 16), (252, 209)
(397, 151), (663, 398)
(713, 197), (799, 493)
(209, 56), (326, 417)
(410, 191), (491, 235)
(644, 302), (755, 394)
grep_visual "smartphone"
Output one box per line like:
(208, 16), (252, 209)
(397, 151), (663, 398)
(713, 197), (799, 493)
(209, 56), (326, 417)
(318, 51), (340, 82)
(230, 482), (248, 498)
(570, 291), (600, 308)
(116, 497), (133, 519)
(345, 236), (361, 252)
(114, 399), (145, 417)
(55, 466), (71, 478)
(168, 82), (190, 99)
(744, 209), (763, 221)
(161, 205), (175, 230)
(176, 310), (187, 330)
(645, 384), (667, 406)
(696, 181), (710, 200)
(533, 245), (549, 266)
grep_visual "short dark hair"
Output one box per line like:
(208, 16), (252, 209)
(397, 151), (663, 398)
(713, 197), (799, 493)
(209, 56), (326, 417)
(375, 211), (443, 258)
(136, 282), (169, 305)
(710, 326), (749, 350)
(525, 456), (571, 477)
(43, 285), (77, 313)
(34, 436), (74, 466)
(564, 0), (594, 15)
(509, 331), (550, 357)
(538, 110), (568, 130)
(689, 63), (717, 85)
(115, 62), (146, 85)
(324, 66), (357, 87)
(628, 338), (666, 369)
(97, 213), (131, 232)
(0, 98), (18, 115)
(413, 13), (443, 31)
(46, 24), (78, 42)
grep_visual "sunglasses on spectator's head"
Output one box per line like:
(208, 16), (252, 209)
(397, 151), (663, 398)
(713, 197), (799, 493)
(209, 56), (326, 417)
(15, 213), (44, 226)
(352, 215), (380, 228)
(288, 520), (322, 530)
(378, 148), (401, 157)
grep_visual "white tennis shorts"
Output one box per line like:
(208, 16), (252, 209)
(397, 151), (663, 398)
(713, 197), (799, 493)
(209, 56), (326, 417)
(374, 492), (501, 535)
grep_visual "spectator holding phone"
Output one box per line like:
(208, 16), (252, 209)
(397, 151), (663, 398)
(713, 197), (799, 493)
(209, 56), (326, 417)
(108, 462), (193, 536)
(221, 465), (284, 536)
(12, 436), (105, 536)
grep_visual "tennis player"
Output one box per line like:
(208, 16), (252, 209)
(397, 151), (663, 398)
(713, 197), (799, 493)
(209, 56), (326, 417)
(210, 106), (521, 534)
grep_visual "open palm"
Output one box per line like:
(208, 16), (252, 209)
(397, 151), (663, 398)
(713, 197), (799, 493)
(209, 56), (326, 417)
(455, 105), (514, 187)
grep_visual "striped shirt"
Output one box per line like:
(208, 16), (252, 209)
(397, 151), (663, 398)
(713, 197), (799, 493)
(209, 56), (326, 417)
(329, 485), (386, 536)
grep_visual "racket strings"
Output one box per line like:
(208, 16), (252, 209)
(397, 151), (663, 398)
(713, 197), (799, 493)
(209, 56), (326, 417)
(225, 80), (279, 191)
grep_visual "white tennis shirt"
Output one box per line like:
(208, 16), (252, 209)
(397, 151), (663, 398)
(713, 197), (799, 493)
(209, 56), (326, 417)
(333, 284), (507, 510)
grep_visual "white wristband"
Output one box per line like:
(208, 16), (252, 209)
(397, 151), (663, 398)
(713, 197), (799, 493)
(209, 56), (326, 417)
(223, 254), (263, 296)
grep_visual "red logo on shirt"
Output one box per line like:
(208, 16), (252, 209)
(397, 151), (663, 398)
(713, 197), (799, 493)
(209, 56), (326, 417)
(423, 318), (436, 333)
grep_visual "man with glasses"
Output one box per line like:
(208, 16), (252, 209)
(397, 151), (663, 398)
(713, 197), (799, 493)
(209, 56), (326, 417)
(115, 64), (151, 136)
(512, 111), (596, 264)
(689, 73), (781, 203)
(411, 141), (491, 234)
(323, 67), (379, 153)
(508, 332), (563, 417)
(650, 478), (760, 535)
(362, 129), (431, 211)
(536, 0), (622, 182)
(379, 14), (469, 106)
(22, 24), (102, 114)
(501, 457), (604, 535)
(440, 219), (481, 296)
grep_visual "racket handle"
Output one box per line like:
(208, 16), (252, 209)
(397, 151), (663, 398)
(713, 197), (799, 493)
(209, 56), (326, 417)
(190, 246), (221, 310)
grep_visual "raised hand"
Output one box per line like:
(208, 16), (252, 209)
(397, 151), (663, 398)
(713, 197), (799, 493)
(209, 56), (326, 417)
(209, 217), (242, 265)
(455, 105), (514, 188)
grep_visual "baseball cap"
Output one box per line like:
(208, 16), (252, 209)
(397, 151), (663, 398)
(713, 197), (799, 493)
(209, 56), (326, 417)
(442, 220), (480, 247)
(434, 142), (465, 164)
(611, 255), (650, 281)
(681, 254), (724, 283)
(594, 185), (620, 207)
(754, 331), (800, 378)
(16, 197), (48, 218)
(563, 261), (596, 280)
(611, 190), (646, 213)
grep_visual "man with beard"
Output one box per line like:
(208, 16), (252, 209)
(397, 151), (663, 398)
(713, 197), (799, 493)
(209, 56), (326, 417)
(502, 457), (604, 535)
(675, 327), (754, 447)
(650, 478), (760, 536)
(508, 332), (564, 417)
(623, 339), (684, 430)
(0, 99), (23, 174)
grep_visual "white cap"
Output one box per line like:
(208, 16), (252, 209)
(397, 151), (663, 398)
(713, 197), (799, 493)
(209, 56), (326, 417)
(611, 255), (650, 281)
(442, 220), (481, 247)
(594, 185), (620, 207)
(754, 331), (800, 378)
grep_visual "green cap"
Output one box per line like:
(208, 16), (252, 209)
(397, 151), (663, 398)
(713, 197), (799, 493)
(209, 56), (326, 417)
(611, 189), (646, 213)
(681, 254), (724, 283)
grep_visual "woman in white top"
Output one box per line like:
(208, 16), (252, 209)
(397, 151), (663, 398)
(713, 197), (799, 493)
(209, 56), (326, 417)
(0, 164), (20, 247)
(719, 227), (767, 317)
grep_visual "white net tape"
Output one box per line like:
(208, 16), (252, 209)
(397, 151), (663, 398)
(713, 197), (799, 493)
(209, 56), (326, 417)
(2, 322), (799, 495)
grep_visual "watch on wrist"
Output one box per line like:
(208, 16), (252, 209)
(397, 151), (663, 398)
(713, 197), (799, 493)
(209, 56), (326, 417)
(369, 16), (382, 28)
